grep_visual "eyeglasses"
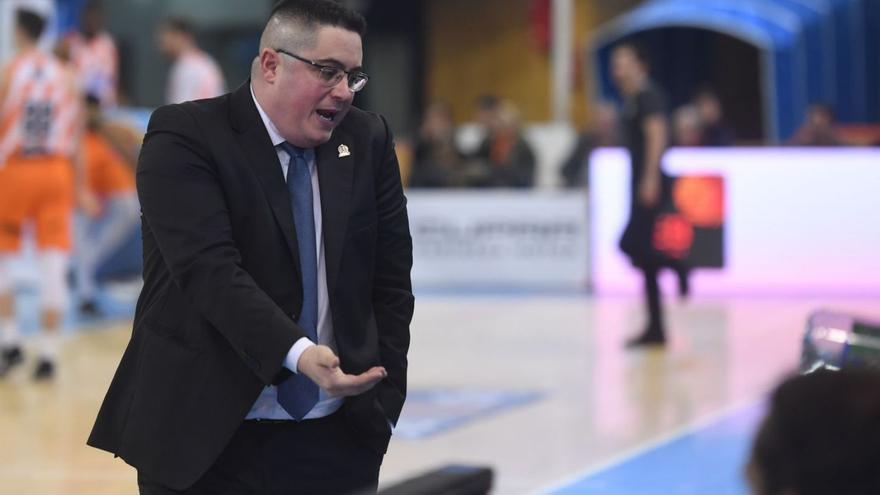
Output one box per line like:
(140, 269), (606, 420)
(275, 48), (369, 93)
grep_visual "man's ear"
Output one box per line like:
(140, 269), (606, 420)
(259, 49), (279, 84)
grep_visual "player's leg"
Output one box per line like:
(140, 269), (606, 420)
(0, 164), (28, 377)
(0, 253), (24, 376)
(626, 263), (667, 348)
(76, 192), (139, 314)
(33, 249), (69, 379)
(31, 159), (75, 379)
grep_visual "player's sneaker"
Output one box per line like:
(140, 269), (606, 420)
(33, 358), (55, 381)
(0, 346), (24, 377)
(79, 300), (104, 318)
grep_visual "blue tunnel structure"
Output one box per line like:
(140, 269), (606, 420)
(590, 0), (879, 142)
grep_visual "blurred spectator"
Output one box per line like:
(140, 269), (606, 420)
(409, 101), (463, 188)
(694, 87), (735, 146)
(75, 94), (140, 316)
(747, 370), (880, 495)
(156, 17), (225, 104)
(672, 104), (702, 147)
(788, 104), (841, 146)
(456, 94), (501, 156)
(469, 99), (536, 188)
(59, 0), (118, 107)
(474, 94), (500, 134)
(559, 100), (619, 188)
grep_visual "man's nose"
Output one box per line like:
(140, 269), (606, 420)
(329, 77), (353, 100)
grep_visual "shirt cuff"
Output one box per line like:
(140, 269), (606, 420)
(284, 337), (316, 374)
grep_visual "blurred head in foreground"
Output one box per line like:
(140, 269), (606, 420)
(747, 370), (880, 495)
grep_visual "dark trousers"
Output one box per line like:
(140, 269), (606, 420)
(642, 265), (665, 338)
(138, 410), (383, 495)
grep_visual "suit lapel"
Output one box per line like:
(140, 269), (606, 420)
(230, 83), (301, 278)
(316, 130), (354, 299)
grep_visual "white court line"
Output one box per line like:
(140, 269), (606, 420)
(529, 396), (765, 495)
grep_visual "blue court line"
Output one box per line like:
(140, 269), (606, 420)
(541, 401), (766, 495)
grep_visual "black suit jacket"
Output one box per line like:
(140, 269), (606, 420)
(87, 82), (414, 490)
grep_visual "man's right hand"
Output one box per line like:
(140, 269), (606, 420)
(297, 345), (386, 397)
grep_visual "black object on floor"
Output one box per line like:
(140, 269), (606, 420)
(372, 465), (493, 495)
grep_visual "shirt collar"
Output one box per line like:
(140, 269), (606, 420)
(250, 84), (285, 148)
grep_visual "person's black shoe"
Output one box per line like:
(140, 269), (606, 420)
(626, 330), (667, 349)
(0, 346), (24, 377)
(79, 300), (103, 318)
(33, 359), (55, 381)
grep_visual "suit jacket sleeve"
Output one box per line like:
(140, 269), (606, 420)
(371, 114), (415, 425)
(137, 104), (304, 385)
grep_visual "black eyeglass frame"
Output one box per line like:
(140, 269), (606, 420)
(274, 48), (369, 92)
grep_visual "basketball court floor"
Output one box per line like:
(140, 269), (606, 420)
(1, 288), (876, 494)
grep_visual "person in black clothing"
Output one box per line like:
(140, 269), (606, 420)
(409, 100), (463, 188)
(612, 42), (686, 348)
(672, 104), (703, 147)
(694, 86), (735, 146)
(469, 99), (535, 188)
(788, 103), (841, 147)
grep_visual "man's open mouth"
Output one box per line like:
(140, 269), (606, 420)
(316, 109), (338, 122)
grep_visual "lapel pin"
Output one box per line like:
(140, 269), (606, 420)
(337, 144), (351, 158)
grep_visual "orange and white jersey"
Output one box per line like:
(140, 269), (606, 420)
(0, 50), (81, 166)
(167, 49), (225, 104)
(66, 31), (118, 107)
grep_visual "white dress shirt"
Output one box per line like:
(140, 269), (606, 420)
(245, 86), (343, 420)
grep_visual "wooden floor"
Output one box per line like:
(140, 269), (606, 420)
(1, 294), (876, 494)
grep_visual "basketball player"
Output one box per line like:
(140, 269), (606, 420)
(0, 9), (95, 379)
(60, 0), (119, 108)
(74, 94), (139, 316)
(156, 17), (226, 104)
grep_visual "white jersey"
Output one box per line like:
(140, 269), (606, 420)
(167, 49), (225, 104)
(0, 50), (80, 164)
(66, 31), (118, 107)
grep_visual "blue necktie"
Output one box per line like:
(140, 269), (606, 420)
(276, 142), (319, 420)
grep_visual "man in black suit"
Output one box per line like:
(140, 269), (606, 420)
(87, 1), (414, 493)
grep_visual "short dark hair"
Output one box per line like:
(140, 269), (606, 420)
(269, 0), (367, 37)
(750, 370), (880, 495)
(162, 17), (194, 37)
(16, 9), (46, 41)
(614, 41), (650, 71)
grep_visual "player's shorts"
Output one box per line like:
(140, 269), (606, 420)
(0, 154), (74, 252)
